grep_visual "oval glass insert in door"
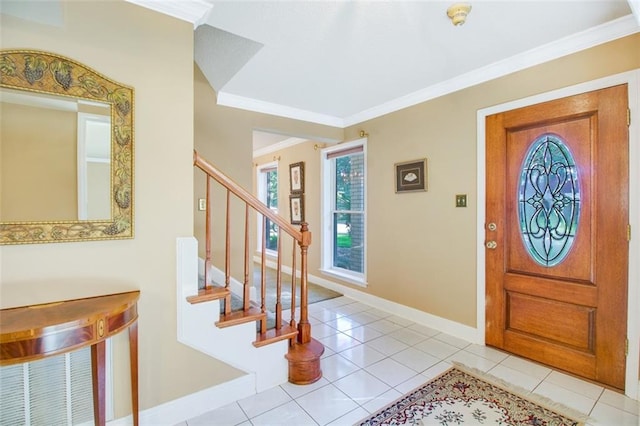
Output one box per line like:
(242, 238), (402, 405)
(518, 133), (580, 267)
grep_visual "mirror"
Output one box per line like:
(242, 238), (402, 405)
(1, 88), (112, 222)
(0, 49), (134, 244)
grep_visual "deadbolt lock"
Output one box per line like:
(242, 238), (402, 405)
(487, 222), (497, 231)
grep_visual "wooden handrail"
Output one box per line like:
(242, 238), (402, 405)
(194, 151), (302, 241)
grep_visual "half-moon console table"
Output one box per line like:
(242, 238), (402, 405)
(0, 290), (140, 426)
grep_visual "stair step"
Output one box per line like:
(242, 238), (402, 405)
(186, 286), (230, 304)
(253, 325), (298, 347)
(216, 307), (266, 328)
(285, 338), (325, 385)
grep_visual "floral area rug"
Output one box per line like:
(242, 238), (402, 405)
(356, 364), (588, 426)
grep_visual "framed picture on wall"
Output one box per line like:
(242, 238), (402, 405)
(289, 161), (305, 194)
(289, 194), (305, 225)
(395, 158), (428, 193)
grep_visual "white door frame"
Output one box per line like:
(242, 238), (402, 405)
(476, 69), (640, 400)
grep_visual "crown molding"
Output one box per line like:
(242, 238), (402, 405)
(125, 0), (213, 28)
(343, 14), (639, 127)
(252, 137), (309, 158)
(216, 92), (345, 128)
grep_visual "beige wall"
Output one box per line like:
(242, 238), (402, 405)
(253, 34), (640, 328)
(1, 103), (77, 221)
(0, 0), (244, 417)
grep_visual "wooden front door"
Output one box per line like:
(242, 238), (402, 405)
(485, 84), (629, 390)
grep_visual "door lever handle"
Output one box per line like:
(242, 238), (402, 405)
(486, 241), (497, 249)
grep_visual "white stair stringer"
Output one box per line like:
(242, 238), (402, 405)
(176, 237), (289, 393)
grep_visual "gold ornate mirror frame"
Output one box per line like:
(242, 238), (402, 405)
(0, 49), (134, 244)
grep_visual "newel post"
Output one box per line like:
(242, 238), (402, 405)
(285, 222), (324, 385)
(297, 222), (312, 344)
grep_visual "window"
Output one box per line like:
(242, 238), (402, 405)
(257, 162), (279, 252)
(518, 133), (580, 267)
(321, 140), (366, 285)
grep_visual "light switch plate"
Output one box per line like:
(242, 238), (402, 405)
(455, 194), (467, 208)
(198, 198), (206, 211)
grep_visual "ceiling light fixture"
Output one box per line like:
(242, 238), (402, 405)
(447, 3), (472, 26)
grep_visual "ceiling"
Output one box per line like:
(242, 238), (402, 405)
(128, 0), (640, 131)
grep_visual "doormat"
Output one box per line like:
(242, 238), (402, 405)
(356, 364), (588, 425)
(255, 264), (342, 312)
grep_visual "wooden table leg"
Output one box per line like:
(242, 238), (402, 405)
(91, 340), (106, 426)
(129, 321), (139, 426)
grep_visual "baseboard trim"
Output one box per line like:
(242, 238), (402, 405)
(108, 373), (255, 426)
(254, 256), (481, 344)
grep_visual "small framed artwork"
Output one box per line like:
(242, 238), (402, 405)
(289, 194), (305, 225)
(395, 158), (428, 193)
(289, 161), (305, 194)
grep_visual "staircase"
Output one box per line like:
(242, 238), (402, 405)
(178, 151), (323, 389)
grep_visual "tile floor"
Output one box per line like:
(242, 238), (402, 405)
(180, 296), (640, 426)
